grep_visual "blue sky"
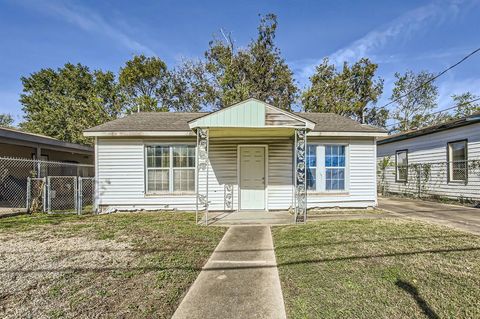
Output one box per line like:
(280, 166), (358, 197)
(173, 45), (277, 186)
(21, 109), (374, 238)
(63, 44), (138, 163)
(1, 0), (480, 123)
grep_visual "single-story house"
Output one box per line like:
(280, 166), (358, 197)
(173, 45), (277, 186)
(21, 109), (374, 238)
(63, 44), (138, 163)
(84, 99), (387, 217)
(0, 126), (93, 164)
(377, 112), (480, 200)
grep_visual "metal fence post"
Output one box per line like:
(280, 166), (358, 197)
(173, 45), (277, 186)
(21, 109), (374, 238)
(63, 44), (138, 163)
(77, 177), (82, 215)
(92, 178), (96, 214)
(47, 176), (51, 214)
(418, 164), (422, 198)
(74, 176), (79, 215)
(42, 177), (47, 212)
(26, 177), (31, 213)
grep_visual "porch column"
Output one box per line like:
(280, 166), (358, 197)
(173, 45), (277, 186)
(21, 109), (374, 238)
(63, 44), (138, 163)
(294, 129), (307, 223)
(196, 128), (209, 225)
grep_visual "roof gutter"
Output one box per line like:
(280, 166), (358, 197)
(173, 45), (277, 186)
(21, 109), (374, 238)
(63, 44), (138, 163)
(83, 131), (196, 137)
(307, 131), (388, 137)
(84, 130), (387, 138)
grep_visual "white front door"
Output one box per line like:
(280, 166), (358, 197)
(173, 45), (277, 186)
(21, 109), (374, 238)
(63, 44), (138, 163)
(239, 146), (266, 210)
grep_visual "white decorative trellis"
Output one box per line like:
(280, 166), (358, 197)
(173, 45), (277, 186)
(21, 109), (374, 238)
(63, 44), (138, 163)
(294, 128), (307, 223)
(224, 184), (234, 211)
(195, 128), (209, 225)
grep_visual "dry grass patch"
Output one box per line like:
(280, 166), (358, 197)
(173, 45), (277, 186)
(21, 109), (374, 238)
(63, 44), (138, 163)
(0, 212), (226, 318)
(272, 219), (480, 319)
(307, 208), (385, 216)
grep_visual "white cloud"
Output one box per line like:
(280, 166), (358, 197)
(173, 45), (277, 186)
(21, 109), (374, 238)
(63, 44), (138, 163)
(16, 0), (156, 55)
(296, 0), (474, 83)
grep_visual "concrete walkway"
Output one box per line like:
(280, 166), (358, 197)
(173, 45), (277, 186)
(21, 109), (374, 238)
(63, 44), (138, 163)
(172, 226), (286, 319)
(208, 211), (292, 226)
(379, 197), (480, 235)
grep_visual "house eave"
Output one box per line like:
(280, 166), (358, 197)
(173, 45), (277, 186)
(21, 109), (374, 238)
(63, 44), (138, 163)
(83, 131), (196, 137)
(307, 132), (388, 137)
(84, 130), (387, 138)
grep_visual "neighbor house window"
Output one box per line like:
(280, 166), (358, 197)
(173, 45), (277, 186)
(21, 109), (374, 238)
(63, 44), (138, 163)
(448, 140), (467, 182)
(305, 144), (347, 192)
(395, 150), (408, 182)
(146, 145), (195, 193)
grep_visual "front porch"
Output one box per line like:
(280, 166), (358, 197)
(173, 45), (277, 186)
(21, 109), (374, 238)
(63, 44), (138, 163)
(189, 99), (314, 225)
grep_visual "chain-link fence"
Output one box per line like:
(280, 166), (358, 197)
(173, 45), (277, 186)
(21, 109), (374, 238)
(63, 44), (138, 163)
(378, 159), (480, 204)
(0, 157), (95, 214)
(27, 177), (47, 213)
(47, 176), (78, 213)
(78, 177), (95, 214)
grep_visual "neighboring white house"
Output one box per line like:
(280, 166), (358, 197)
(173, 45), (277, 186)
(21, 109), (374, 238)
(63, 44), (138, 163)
(84, 99), (387, 217)
(377, 112), (480, 201)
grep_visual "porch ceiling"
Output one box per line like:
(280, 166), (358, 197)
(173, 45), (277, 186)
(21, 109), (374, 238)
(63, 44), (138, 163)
(207, 127), (296, 138)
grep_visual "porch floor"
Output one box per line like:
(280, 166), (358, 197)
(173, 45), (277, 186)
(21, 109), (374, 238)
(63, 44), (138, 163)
(205, 210), (293, 226)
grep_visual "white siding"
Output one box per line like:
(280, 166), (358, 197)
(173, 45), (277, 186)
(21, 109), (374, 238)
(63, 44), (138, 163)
(96, 137), (197, 211)
(307, 137), (377, 208)
(377, 123), (480, 200)
(96, 136), (377, 211)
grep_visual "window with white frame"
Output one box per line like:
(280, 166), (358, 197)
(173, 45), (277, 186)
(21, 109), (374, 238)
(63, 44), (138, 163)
(146, 145), (195, 193)
(325, 145), (346, 190)
(306, 144), (347, 192)
(447, 140), (467, 182)
(395, 150), (408, 182)
(306, 145), (317, 190)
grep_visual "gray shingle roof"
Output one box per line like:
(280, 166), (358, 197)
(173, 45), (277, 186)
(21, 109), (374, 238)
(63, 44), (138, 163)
(1, 127), (93, 152)
(296, 113), (385, 133)
(378, 111), (480, 145)
(84, 111), (386, 133)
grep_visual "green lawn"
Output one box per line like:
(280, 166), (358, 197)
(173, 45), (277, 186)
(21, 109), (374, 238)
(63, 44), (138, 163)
(272, 219), (480, 319)
(0, 212), (226, 318)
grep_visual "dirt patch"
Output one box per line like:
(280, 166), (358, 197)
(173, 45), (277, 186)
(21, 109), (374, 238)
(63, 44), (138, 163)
(0, 233), (136, 318)
(0, 212), (226, 318)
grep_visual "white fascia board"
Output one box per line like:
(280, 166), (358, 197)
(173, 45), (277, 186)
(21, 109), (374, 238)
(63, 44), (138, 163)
(84, 131), (195, 137)
(307, 131), (388, 137)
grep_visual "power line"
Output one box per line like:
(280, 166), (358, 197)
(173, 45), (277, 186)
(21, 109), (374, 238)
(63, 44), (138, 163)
(381, 47), (480, 109)
(385, 96), (480, 128)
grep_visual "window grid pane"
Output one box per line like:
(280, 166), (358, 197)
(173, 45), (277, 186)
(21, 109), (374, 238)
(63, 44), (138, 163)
(147, 146), (169, 168)
(449, 142), (467, 181)
(147, 169), (169, 192)
(146, 145), (196, 193)
(173, 145), (196, 168)
(173, 169), (195, 192)
(306, 145), (317, 190)
(396, 151), (408, 181)
(325, 145), (346, 191)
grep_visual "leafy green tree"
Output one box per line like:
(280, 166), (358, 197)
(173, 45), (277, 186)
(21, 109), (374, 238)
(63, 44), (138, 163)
(390, 70), (438, 132)
(244, 14), (297, 110)
(20, 63), (124, 145)
(302, 57), (386, 127)
(451, 92), (480, 118)
(0, 113), (14, 128)
(119, 55), (170, 112)
(171, 14), (297, 111)
(168, 60), (214, 112)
